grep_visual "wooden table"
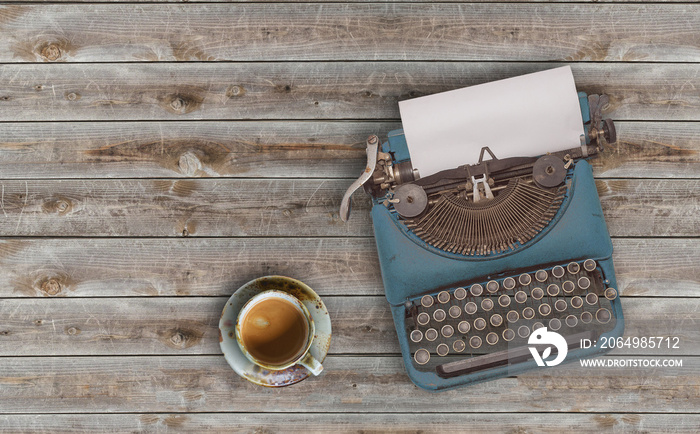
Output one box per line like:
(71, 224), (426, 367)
(0, 1), (698, 432)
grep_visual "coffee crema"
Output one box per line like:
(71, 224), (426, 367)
(239, 298), (309, 366)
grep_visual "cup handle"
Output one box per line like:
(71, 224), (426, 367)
(299, 352), (323, 376)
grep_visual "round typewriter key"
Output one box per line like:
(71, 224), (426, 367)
(420, 295), (434, 308)
(410, 330), (423, 343)
(481, 298), (494, 311)
(449, 305), (462, 319)
(535, 269), (548, 282)
(441, 324), (455, 338)
(514, 290), (528, 303)
(596, 308), (612, 324)
(498, 294), (511, 308)
(518, 273), (532, 286)
(580, 311), (593, 324)
(586, 293), (599, 305)
(469, 336), (482, 349)
(547, 284), (560, 297)
(503, 277), (516, 290)
(487, 280), (499, 293)
(416, 312), (430, 326)
(436, 343), (449, 357)
(583, 259), (597, 272)
(425, 328), (439, 341)
(549, 318), (562, 331)
(522, 307), (535, 320)
(538, 304), (552, 316)
(453, 339), (466, 353)
(457, 321), (470, 334)
(531, 287), (544, 300)
(437, 291), (451, 304)
(517, 325), (530, 338)
(506, 310), (519, 323)
(502, 328), (515, 341)
(554, 299), (568, 312)
(552, 265), (565, 279)
(454, 287), (467, 300)
(474, 317), (487, 331)
(565, 314), (578, 327)
(414, 348), (430, 365)
(532, 322), (545, 331)
(567, 262), (581, 275)
(486, 332), (499, 345)
(470, 284), (484, 297)
(490, 314), (503, 327)
(433, 309), (447, 322)
(578, 276), (591, 290)
(465, 302), (478, 315)
(562, 280), (575, 294)
(605, 287), (618, 300)
(571, 296), (584, 309)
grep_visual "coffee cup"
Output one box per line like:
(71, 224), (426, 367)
(235, 290), (323, 375)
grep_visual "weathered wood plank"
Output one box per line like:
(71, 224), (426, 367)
(0, 238), (697, 298)
(1, 413), (698, 433)
(0, 355), (695, 413)
(0, 178), (694, 237)
(0, 63), (698, 121)
(0, 121), (697, 179)
(0, 297), (696, 356)
(1, 4), (697, 63)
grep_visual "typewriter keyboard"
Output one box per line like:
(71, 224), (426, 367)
(403, 259), (618, 374)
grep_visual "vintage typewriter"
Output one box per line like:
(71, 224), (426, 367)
(340, 86), (624, 391)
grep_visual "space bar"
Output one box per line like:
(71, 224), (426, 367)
(436, 331), (593, 378)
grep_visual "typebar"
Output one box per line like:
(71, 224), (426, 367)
(436, 331), (594, 378)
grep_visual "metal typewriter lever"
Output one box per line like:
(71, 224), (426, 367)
(340, 135), (379, 222)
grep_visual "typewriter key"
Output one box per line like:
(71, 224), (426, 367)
(414, 348), (430, 365)
(449, 305), (462, 319)
(549, 318), (562, 331)
(503, 277), (516, 290)
(498, 294), (511, 308)
(552, 265), (565, 279)
(474, 318), (487, 331)
(453, 339), (466, 353)
(421, 295), (434, 308)
(454, 287), (467, 300)
(571, 296), (584, 309)
(604, 287), (618, 300)
(519, 273), (532, 286)
(433, 309), (447, 322)
(514, 290), (528, 303)
(470, 284), (484, 297)
(457, 321), (470, 334)
(567, 262), (581, 274)
(547, 284), (560, 297)
(531, 287), (544, 300)
(583, 259), (597, 272)
(425, 328), (439, 341)
(465, 302), (478, 315)
(565, 315), (578, 327)
(578, 277), (591, 290)
(522, 307), (535, 320)
(490, 314), (503, 327)
(486, 332), (499, 345)
(437, 291), (451, 304)
(535, 269), (548, 282)
(506, 310), (519, 323)
(487, 280), (499, 293)
(469, 336), (482, 349)
(562, 280), (575, 294)
(502, 328), (515, 341)
(532, 322), (545, 331)
(441, 324), (455, 338)
(585, 293), (599, 305)
(538, 304), (552, 316)
(596, 308), (612, 324)
(436, 343), (449, 357)
(410, 330), (423, 343)
(580, 311), (593, 324)
(481, 299), (494, 311)
(517, 325), (530, 338)
(554, 299), (568, 312)
(417, 312), (430, 326)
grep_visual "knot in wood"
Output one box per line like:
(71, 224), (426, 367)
(40, 278), (62, 296)
(226, 85), (243, 98)
(66, 327), (80, 335)
(170, 331), (185, 346)
(171, 97), (186, 111)
(178, 151), (202, 176)
(65, 92), (79, 101)
(40, 44), (61, 61)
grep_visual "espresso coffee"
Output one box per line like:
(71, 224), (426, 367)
(239, 297), (309, 366)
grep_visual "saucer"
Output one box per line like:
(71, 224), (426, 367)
(219, 275), (332, 387)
